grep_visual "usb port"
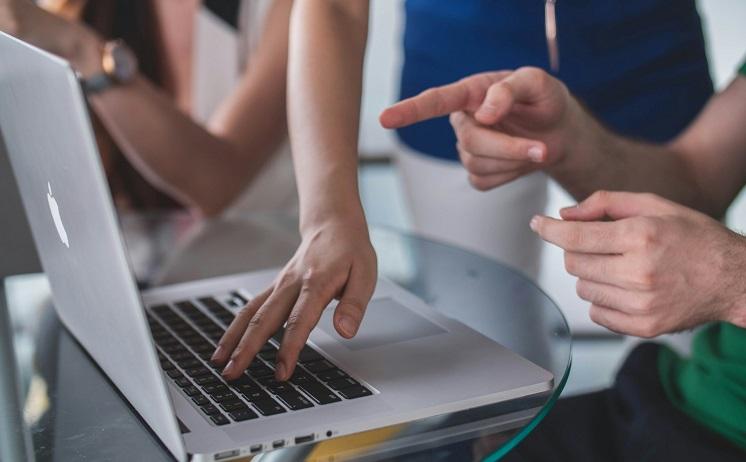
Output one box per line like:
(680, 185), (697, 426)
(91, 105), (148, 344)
(249, 444), (263, 454)
(215, 449), (239, 460)
(272, 440), (285, 449)
(295, 434), (315, 445)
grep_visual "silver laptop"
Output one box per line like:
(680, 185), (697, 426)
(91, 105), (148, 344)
(0, 33), (553, 461)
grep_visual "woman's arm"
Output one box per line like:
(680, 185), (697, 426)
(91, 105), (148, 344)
(213, 0), (378, 382)
(287, 0), (369, 231)
(90, 0), (293, 215)
(2, 0), (292, 216)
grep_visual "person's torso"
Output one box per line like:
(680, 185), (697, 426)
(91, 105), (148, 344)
(398, 0), (713, 159)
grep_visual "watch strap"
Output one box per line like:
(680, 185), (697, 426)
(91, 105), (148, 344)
(81, 72), (115, 95)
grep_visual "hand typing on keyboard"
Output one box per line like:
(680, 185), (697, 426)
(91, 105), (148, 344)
(150, 298), (373, 426)
(211, 219), (378, 382)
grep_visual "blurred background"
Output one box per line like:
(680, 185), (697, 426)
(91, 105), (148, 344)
(355, 0), (746, 394)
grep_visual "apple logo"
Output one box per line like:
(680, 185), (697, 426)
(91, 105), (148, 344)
(47, 182), (69, 248)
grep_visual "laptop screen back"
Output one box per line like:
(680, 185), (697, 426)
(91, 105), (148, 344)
(0, 33), (185, 461)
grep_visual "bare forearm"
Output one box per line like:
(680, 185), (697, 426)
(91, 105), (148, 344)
(89, 77), (284, 215)
(548, 99), (714, 215)
(287, 0), (369, 232)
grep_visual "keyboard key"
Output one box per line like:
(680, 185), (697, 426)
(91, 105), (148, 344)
(297, 381), (341, 405)
(298, 347), (324, 363)
(252, 399), (287, 416)
(232, 381), (261, 394)
(203, 384), (230, 395)
(227, 374), (255, 386)
(290, 370), (314, 385)
(249, 363), (274, 378)
(220, 401), (249, 413)
(166, 369), (183, 379)
(272, 327), (286, 343)
(162, 344), (187, 355)
(265, 382), (294, 395)
(169, 351), (192, 362)
(198, 297), (235, 321)
(184, 367), (211, 378)
(276, 390), (314, 410)
(230, 291), (249, 305)
(201, 404), (221, 416)
(258, 349), (277, 362)
(315, 369), (349, 382)
(210, 414), (230, 426)
(152, 305), (172, 317)
(194, 375), (221, 387)
(229, 409), (258, 422)
(327, 377), (360, 390)
(183, 386), (201, 397)
(191, 395), (209, 406)
(303, 360), (335, 374)
(212, 392), (240, 403)
(241, 388), (272, 403)
(175, 377), (191, 388)
(176, 358), (202, 369)
(337, 385), (372, 400)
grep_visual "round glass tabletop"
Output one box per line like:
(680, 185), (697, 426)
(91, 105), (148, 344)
(5, 212), (571, 461)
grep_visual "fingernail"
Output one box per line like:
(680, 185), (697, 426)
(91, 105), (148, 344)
(528, 146), (544, 162)
(529, 216), (540, 232)
(275, 362), (287, 381)
(338, 315), (357, 337)
(222, 360), (236, 377)
(211, 345), (225, 363)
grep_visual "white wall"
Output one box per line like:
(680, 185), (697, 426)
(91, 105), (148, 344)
(358, 0), (746, 333)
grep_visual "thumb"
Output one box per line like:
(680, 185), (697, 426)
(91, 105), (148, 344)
(333, 263), (376, 338)
(475, 67), (560, 126)
(560, 191), (678, 222)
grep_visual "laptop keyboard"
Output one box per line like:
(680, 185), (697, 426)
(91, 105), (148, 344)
(146, 292), (372, 426)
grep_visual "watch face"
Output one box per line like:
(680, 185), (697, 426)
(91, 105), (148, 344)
(103, 41), (138, 83)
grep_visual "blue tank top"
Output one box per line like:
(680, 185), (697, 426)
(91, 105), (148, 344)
(397, 0), (713, 160)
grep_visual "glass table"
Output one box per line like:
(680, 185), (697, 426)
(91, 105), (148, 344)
(3, 213), (571, 461)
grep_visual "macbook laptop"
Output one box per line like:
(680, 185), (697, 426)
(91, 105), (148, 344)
(0, 32), (553, 461)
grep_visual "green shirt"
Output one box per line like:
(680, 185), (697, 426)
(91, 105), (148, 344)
(657, 57), (746, 452)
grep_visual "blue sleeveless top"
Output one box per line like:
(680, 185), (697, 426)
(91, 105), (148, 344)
(397, 0), (713, 160)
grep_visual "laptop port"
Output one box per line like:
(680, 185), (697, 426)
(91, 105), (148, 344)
(215, 449), (239, 460)
(294, 434), (315, 445)
(249, 444), (263, 454)
(272, 440), (285, 449)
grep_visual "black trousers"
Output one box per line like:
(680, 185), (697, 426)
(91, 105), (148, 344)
(503, 343), (745, 462)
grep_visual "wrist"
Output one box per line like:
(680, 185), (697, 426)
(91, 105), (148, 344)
(546, 98), (610, 192)
(722, 234), (746, 328)
(547, 97), (596, 174)
(299, 198), (367, 238)
(60, 25), (104, 78)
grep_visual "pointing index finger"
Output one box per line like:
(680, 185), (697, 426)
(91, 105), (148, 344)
(379, 71), (510, 129)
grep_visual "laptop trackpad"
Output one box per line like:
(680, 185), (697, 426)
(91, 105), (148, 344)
(319, 298), (447, 351)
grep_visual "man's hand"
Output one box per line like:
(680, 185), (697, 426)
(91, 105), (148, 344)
(531, 191), (746, 337)
(212, 218), (377, 381)
(380, 67), (581, 190)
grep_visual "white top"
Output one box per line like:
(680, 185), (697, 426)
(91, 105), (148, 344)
(192, 0), (297, 217)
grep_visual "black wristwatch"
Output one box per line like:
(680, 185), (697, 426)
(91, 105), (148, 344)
(81, 39), (138, 95)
